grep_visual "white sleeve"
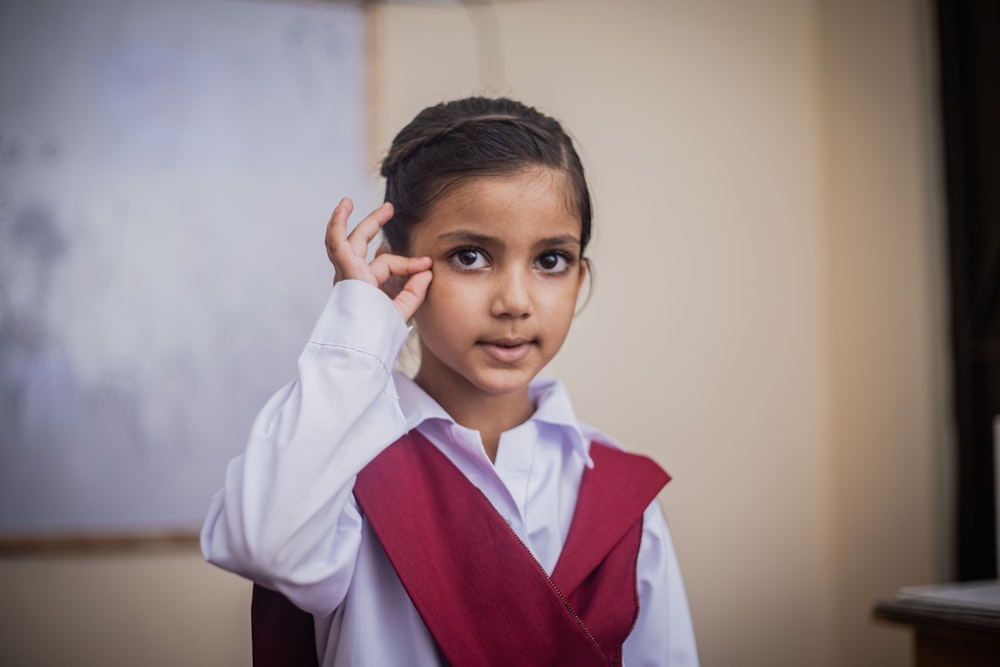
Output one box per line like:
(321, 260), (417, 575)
(200, 279), (411, 616)
(622, 501), (700, 667)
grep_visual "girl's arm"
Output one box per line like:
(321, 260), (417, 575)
(624, 502), (700, 666)
(200, 200), (432, 616)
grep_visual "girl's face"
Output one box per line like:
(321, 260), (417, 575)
(408, 167), (587, 407)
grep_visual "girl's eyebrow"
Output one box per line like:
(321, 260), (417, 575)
(435, 230), (581, 248)
(436, 230), (496, 246)
(541, 234), (582, 248)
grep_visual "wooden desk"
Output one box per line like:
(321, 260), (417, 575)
(874, 598), (1000, 666)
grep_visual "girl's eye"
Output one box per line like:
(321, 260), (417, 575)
(535, 252), (572, 273)
(449, 247), (489, 270)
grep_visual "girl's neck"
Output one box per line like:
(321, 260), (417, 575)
(414, 372), (535, 463)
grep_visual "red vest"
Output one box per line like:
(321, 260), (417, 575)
(252, 430), (669, 666)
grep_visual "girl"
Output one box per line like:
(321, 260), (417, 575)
(202, 97), (698, 666)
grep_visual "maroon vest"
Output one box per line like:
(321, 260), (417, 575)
(252, 431), (669, 666)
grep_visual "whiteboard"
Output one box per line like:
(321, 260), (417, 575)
(0, 0), (374, 536)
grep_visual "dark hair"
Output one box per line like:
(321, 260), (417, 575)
(380, 97), (592, 255)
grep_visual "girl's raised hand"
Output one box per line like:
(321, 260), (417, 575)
(325, 198), (433, 322)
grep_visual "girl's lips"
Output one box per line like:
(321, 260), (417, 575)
(478, 340), (534, 364)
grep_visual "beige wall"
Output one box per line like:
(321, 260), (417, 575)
(0, 550), (251, 667)
(0, 1), (946, 665)
(821, 1), (949, 665)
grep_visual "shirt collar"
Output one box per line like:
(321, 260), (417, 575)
(392, 371), (594, 467)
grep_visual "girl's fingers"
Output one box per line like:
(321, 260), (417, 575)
(369, 254), (432, 287)
(326, 198), (395, 285)
(392, 269), (433, 322)
(325, 199), (414, 289)
(370, 254), (433, 320)
(347, 202), (394, 259)
(325, 198), (355, 266)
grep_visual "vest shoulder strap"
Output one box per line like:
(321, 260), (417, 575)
(552, 441), (670, 594)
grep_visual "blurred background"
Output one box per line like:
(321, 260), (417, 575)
(2, 0), (995, 665)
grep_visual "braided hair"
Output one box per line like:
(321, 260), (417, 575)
(380, 97), (592, 255)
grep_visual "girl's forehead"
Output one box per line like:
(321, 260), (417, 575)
(447, 166), (568, 200)
(416, 168), (581, 242)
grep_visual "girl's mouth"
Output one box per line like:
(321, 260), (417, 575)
(478, 338), (535, 364)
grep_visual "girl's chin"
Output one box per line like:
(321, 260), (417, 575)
(445, 368), (537, 397)
(467, 370), (540, 397)
(416, 355), (545, 401)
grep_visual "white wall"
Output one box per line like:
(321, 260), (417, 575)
(0, 1), (946, 665)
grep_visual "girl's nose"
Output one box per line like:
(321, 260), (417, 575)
(490, 268), (533, 319)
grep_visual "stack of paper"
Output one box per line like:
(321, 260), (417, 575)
(896, 580), (1000, 616)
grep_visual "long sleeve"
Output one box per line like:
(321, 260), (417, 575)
(200, 279), (411, 616)
(623, 502), (700, 666)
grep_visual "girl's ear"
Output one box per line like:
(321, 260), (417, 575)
(575, 257), (593, 315)
(577, 256), (590, 290)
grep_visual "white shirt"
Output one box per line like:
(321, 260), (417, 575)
(201, 279), (698, 666)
